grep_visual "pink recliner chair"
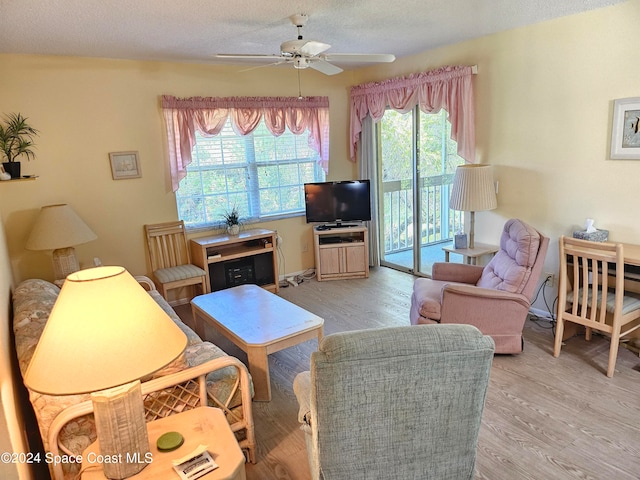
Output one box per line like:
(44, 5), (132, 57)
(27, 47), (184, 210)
(410, 219), (549, 353)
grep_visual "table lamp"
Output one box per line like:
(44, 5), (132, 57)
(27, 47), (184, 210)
(449, 164), (497, 249)
(24, 266), (188, 479)
(26, 204), (98, 281)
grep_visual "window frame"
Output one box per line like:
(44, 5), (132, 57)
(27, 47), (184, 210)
(176, 120), (325, 231)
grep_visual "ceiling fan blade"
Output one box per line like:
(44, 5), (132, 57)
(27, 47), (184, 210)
(214, 53), (283, 61)
(321, 53), (396, 63)
(309, 59), (343, 76)
(239, 60), (289, 73)
(299, 40), (331, 56)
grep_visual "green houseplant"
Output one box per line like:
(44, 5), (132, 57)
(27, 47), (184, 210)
(223, 207), (242, 235)
(0, 112), (39, 179)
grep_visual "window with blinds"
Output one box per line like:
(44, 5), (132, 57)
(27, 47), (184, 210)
(176, 120), (325, 228)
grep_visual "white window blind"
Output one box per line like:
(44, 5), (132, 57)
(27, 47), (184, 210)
(176, 120), (325, 228)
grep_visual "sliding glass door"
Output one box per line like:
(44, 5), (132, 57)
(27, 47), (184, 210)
(377, 107), (464, 276)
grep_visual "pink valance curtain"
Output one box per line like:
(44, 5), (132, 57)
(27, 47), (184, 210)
(162, 95), (330, 192)
(350, 65), (475, 162)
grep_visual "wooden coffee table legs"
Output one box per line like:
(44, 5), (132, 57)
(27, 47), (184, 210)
(245, 327), (323, 401)
(191, 298), (324, 402)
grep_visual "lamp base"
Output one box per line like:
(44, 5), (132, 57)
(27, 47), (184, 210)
(92, 380), (151, 479)
(52, 247), (80, 281)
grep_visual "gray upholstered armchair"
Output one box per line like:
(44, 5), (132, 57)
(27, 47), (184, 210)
(410, 218), (549, 354)
(293, 324), (495, 480)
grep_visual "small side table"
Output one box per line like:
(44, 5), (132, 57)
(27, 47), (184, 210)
(80, 407), (246, 480)
(442, 242), (499, 266)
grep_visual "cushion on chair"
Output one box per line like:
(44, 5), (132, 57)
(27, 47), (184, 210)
(568, 288), (640, 315)
(476, 219), (540, 294)
(154, 264), (207, 283)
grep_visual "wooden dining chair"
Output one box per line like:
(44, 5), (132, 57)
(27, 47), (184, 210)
(144, 221), (208, 302)
(553, 236), (640, 377)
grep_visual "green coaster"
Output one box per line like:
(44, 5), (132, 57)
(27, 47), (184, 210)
(156, 431), (184, 452)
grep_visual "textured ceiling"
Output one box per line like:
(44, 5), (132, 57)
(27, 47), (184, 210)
(0, 0), (626, 69)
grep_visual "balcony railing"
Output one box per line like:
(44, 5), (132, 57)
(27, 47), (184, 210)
(382, 174), (464, 255)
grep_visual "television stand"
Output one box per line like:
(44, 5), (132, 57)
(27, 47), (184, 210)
(313, 225), (369, 281)
(318, 222), (362, 230)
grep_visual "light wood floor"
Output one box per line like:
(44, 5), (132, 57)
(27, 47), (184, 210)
(175, 266), (640, 480)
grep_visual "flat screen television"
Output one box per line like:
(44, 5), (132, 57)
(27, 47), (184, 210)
(304, 180), (371, 226)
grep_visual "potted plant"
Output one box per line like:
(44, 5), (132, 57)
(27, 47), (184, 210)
(223, 207), (242, 235)
(0, 112), (39, 179)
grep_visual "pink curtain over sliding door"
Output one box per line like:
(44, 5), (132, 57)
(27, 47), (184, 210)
(349, 65), (476, 162)
(162, 95), (330, 192)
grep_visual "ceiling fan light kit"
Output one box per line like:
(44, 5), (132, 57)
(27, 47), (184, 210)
(215, 13), (395, 76)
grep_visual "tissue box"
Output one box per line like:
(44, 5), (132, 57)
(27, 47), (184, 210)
(573, 229), (609, 242)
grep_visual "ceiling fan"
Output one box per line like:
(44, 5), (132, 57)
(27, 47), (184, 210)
(214, 14), (396, 75)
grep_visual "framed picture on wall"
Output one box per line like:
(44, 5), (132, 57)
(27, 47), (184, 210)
(109, 151), (142, 179)
(610, 97), (640, 159)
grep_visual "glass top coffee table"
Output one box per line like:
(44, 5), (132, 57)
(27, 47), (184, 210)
(191, 284), (324, 401)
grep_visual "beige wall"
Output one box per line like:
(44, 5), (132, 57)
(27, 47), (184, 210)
(0, 56), (357, 285)
(354, 0), (640, 308)
(2, 0), (639, 465)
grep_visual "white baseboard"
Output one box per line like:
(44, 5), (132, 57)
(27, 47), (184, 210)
(278, 269), (311, 282)
(529, 306), (554, 321)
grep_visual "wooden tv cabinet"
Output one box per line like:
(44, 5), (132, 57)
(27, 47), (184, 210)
(313, 225), (369, 281)
(190, 228), (279, 293)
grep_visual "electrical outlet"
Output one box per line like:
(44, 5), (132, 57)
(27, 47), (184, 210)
(544, 272), (555, 287)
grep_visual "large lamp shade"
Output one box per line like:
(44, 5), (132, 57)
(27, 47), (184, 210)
(24, 266), (188, 479)
(450, 164), (497, 248)
(25, 266), (187, 395)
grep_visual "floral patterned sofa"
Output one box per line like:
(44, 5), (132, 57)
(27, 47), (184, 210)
(13, 277), (254, 480)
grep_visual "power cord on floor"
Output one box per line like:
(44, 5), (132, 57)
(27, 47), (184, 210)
(280, 269), (316, 288)
(528, 275), (558, 332)
(274, 231), (316, 288)
(276, 233), (289, 288)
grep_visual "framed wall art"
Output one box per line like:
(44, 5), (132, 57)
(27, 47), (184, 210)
(610, 97), (640, 159)
(109, 151), (142, 179)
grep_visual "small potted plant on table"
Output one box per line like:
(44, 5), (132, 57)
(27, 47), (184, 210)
(0, 113), (39, 179)
(223, 207), (242, 235)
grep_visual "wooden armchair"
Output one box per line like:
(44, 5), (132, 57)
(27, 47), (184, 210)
(144, 220), (207, 302)
(47, 357), (255, 480)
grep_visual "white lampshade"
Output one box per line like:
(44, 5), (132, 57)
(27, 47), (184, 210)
(24, 266), (187, 395)
(26, 204), (97, 251)
(24, 266), (188, 478)
(449, 164), (497, 213)
(450, 164), (497, 249)
(26, 204), (98, 280)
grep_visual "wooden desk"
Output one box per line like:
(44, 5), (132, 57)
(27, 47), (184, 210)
(561, 240), (640, 341)
(619, 242), (640, 295)
(80, 408), (246, 480)
(622, 242), (640, 266)
(442, 242), (499, 266)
